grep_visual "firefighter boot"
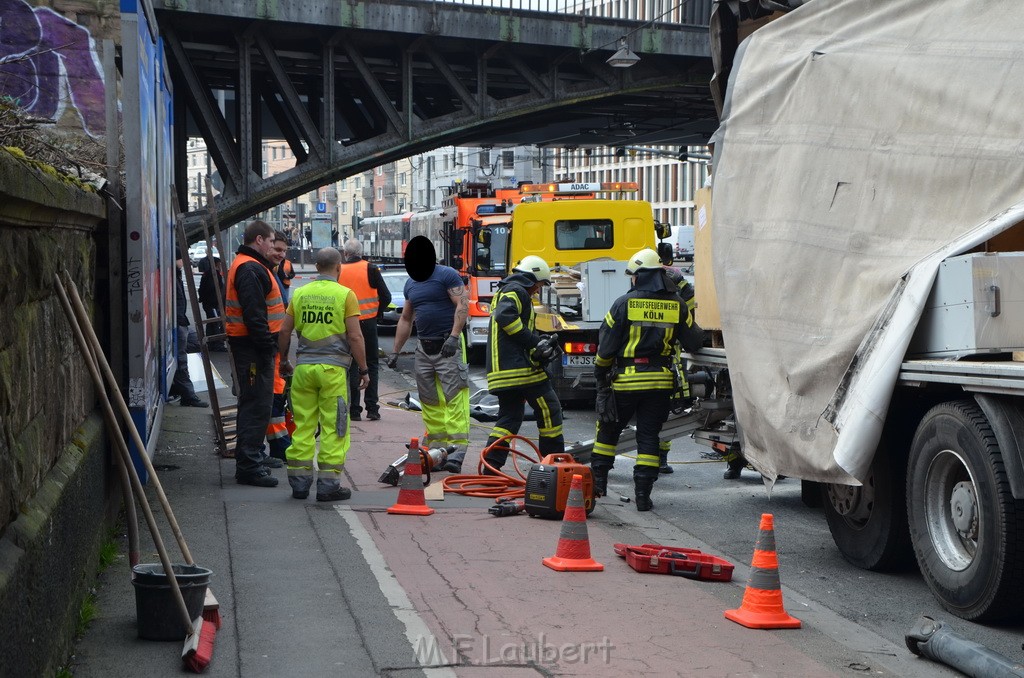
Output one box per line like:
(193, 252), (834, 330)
(658, 441), (673, 474)
(722, 449), (746, 480)
(481, 436), (509, 475)
(633, 469), (657, 512)
(591, 457), (614, 498)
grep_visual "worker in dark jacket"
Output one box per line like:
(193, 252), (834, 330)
(481, 256), (563, 472)
(225, 220), (286, 487)
(590, 248), (704, 511)
(198, 253), (227, 351)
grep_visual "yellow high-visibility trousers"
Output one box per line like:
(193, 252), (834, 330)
(286, 363), (350, 493)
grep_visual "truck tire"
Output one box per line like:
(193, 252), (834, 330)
(822, 440), (915, 572)
(906, 400), (1024, 622)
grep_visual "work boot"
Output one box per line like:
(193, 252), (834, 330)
(236, 472), (279, 488)
(366, 410), (381, 421)
(482, 438), (508, 475)
(634, 474), (656, 512)
(591, 462), (611, 498)
(261, 456), (284, 469)
(659, 456), (674, 474)
(289, 475), (312, 499)
(724, 460), (745, 480)
(316, 486), (352, 502)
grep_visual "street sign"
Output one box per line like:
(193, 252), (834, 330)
(316, 202), (327, 213)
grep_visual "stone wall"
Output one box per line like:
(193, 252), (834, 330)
(0, 149), (115, 675)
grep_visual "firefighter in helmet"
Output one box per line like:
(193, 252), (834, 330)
(482, 255), (564, 472)
(591, 248), (701, 511)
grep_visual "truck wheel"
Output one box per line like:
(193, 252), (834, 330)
(907, 400), (1024, 622)
(822, 438), (914, 571)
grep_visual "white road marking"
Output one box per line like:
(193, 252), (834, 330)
(335, 506), (457, 677)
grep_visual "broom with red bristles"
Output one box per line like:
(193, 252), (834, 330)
(56, 273), (216, 671)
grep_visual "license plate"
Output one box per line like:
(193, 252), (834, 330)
(562, 354), (595, 367)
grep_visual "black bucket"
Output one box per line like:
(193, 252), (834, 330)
(132, 563), (212, 641)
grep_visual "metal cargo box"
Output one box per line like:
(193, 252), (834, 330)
(580, 260), (629, 322)
(908, 252), (1024, 358)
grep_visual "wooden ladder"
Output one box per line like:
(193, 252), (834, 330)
(172, 179), (237, 457)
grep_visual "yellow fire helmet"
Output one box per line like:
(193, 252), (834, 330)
(625, 248), (663, 275)
(514, 255), (552, 285)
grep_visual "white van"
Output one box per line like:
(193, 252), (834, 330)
(670, 225), (694, 262)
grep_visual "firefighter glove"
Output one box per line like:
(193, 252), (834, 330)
(385, 352), (399, 369)
(440, 335), (461, 358)
(534, 336), (558, 363)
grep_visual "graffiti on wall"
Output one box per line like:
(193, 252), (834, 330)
(0, 0), (106, 136)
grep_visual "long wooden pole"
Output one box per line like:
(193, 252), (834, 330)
(54, 274), (194, 632)
(62, 271), (195, 566)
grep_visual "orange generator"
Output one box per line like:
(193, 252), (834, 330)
(524, 454), (595, 518)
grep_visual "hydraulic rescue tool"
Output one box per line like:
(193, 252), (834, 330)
(378, 445), (455, 486)
(488, 498), (526, 517)
(524, 453), (595, 518)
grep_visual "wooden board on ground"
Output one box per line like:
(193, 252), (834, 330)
(424, 480), (444, 501)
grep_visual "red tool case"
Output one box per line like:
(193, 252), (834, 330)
(612, 543), (734, 582)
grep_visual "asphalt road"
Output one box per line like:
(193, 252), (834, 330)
(375, 329), (1024, 673)
(278, 273), (1024, 673)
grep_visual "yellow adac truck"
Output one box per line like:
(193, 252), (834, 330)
(504, 182), (664, 401)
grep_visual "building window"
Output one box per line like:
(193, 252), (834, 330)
(480, 149), (491, 169)
(340, 179), (347, 190)
(354, 200), (362, 214)
(341, 201), (348, 215)
(399, 172), (407, 187)
(354, 177), (361, 189)
(503, 150), (514, 170)
(376, 166), (383, 175)
(377, 187), (384, 200)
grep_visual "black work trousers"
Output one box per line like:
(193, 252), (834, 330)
(484, 382), (564, 469)
(593, 389), (670, 482)
(348, 317), (379, 416)
(170, 326), (198, 400)
(230, 339), (275, 479)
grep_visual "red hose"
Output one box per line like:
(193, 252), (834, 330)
(442, 434), (541, 502)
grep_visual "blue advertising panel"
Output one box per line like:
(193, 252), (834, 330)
(121, 0), (175, 474)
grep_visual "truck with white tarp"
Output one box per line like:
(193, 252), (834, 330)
(691, 0), (1024, 622)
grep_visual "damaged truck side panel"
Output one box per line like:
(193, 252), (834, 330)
(693, 0), (1024, 621)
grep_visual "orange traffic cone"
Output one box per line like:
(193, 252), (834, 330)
(724, 513), (801, 629)
(387, 439), (435, 516)
(543, 473), (603, 572)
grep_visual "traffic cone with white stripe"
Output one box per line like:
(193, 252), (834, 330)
(724, 513), (801, 629)
(387, 439), (434, 516)
(543, 473), (603, 572)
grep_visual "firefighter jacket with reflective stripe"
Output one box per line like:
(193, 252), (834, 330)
(595, 270), (693, 393)
(486, 273), (548, 393)
(338, 259), (379, 320)
(225, 247), (285, 353)
(291, 276), (356, 368)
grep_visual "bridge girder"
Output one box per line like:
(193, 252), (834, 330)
(157, 1), (715, 233)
